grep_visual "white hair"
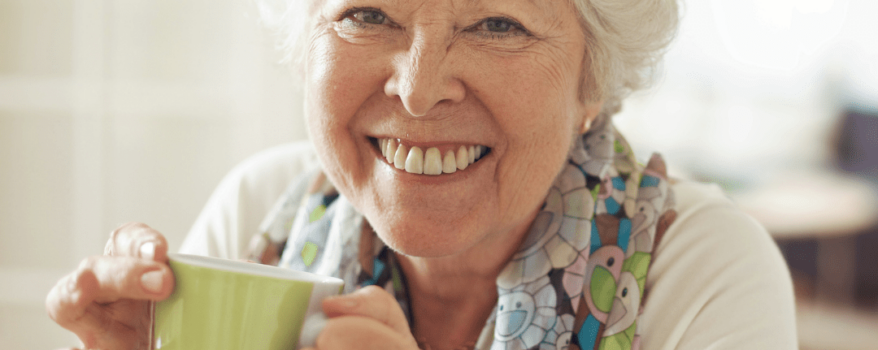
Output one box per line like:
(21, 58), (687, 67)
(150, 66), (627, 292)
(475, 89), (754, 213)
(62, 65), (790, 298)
(255, 0), (679, 119)
(571, 0), (679, 118)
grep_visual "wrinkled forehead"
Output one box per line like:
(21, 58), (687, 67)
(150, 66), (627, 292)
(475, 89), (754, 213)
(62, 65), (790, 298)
(312, 0), (564, 18)
(459, 0), (557, 13)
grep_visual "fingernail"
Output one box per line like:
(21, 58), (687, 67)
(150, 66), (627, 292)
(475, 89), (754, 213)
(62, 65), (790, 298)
(140, 242), (155, 260)
(141, 270), (163, 294)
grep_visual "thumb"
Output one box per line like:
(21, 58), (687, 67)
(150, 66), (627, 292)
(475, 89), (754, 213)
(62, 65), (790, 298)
(322, 285), (410, 335)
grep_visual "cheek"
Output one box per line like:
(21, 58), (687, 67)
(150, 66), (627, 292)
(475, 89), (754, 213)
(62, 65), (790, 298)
(306, 35), (375, 134)
(478, 57), (580, 151)
(466, 44), (583, 141)
(304, 33), (388, 181)
(467, 52), (582, 212)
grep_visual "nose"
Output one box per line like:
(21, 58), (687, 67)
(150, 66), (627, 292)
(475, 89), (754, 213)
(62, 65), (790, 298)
(384, 31), (466, 117)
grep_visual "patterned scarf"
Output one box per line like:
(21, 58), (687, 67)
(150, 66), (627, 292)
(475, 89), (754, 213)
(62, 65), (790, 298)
(246, 120), (677, 350)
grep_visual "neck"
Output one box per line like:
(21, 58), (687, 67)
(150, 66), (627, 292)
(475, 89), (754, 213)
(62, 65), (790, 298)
(396, 209), (538, 350)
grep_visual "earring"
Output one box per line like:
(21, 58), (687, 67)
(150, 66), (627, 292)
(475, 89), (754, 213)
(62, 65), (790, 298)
(581, 118), (593, 134)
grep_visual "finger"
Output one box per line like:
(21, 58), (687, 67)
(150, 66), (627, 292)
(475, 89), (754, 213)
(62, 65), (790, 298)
(317, 315), (416, 350)
(104, 222), (169, 262)
(47, 255), (174, 328)
(322, 285), (410, 335)
(55, 300), (150, 350)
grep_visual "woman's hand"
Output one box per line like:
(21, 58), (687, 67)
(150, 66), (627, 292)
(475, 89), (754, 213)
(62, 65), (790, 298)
(46, 222), (175, 350)
(304, 285), (419, 350)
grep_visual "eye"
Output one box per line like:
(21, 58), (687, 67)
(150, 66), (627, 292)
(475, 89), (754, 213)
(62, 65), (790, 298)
(357, 10), (387, 25)
(342, 8), (389, 26)
(482, 18), (515, 33)
(471, 17), (529, 38)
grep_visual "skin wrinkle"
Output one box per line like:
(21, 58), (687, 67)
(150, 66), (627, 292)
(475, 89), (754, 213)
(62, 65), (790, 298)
(300, 0), (677, 116)
(318, 0), (592, 243)
(304, 0), (603, 348)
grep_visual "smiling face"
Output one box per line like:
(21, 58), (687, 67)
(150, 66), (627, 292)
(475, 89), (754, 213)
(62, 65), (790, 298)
(303, 0), (601, 258)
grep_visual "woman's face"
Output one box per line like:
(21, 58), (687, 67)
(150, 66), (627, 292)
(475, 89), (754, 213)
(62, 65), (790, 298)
(304, 0), (599, 257)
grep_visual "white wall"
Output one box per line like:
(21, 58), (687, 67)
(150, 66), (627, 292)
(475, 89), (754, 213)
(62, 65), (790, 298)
(616, 0), (878, 182)
(0, 0), (305, 348)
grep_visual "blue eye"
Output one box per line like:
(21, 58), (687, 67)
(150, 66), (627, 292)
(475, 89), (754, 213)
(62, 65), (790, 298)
(342, 8), (389, 26)
(472, 17), (529, 39)
(356, 10), (386, 25)
(483, 18), (514, 33)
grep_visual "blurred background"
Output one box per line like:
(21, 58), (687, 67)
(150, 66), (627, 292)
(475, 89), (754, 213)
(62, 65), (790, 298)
(0, 0), (876, 348)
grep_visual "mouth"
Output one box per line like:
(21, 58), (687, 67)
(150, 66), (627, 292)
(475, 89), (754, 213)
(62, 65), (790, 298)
(369, 137), (491, 176)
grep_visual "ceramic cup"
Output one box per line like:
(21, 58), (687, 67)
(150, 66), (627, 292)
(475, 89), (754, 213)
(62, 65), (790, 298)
(152, 254), (344, 350)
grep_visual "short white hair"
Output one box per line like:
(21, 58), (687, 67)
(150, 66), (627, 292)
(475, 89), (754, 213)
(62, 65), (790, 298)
(256, 0), (679, 119)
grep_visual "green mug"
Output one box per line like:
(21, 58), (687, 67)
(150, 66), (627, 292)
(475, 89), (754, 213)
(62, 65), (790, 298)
(152, 254), (344, 350)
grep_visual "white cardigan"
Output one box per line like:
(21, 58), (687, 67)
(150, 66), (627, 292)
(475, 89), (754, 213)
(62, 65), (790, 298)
(180, 141), (798, 349)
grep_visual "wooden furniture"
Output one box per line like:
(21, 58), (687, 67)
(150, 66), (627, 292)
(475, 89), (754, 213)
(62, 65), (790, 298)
(732, 169), (878, 304)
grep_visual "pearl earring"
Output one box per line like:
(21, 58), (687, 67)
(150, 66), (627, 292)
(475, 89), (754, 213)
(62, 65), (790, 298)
(582, 119), (593, 134)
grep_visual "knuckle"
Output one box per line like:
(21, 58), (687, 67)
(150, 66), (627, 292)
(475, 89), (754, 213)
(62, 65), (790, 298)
(109, 222), (129, 241)
(364, 285), (394, 304)
(72, 264), (99, 292)
(118, 221), (148, 231)
(76, 256), (98, 271)
(109, 222), (147, 241)
(360, 285), (384, 297)
(47, 267), (97, 325)
(357, 286), (397, 323)
(107, 222), (166, 257)
(46, 276), (70, 322)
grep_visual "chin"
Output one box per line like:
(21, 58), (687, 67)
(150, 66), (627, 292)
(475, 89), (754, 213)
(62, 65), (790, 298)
(365, 210), (487, 258)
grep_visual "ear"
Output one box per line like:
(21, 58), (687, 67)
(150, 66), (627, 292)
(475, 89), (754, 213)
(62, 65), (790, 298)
(580, 100), (605, 134)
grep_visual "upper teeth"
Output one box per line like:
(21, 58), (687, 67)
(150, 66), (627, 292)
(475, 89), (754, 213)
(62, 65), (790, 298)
(379, 138), (487, 175)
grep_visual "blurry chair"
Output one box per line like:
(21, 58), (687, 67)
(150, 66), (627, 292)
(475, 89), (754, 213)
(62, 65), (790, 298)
(835, 110), (878, 179)
(828, 109), (878, 304)
(731, 109), (878, 349)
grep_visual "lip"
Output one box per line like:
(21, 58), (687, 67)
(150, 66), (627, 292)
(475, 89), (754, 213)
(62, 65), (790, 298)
(368, 135), (492, 150)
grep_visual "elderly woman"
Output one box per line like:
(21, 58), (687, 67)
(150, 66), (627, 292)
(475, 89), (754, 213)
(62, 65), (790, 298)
(47, 0), (798, 349)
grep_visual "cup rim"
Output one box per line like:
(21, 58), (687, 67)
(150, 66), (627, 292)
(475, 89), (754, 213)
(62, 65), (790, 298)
(168, 253), (344, 285)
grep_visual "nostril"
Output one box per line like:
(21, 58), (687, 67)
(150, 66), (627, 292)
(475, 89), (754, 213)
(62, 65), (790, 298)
(400, 95), (432, 117)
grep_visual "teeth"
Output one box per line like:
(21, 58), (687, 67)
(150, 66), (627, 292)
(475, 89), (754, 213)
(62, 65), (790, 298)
(385, 139), (397, 163)
(394, 144), (407, 169)
(405, 146), (424, 174)
(378, 138), (487, 175)
(456, 146), (468, 170)
(442, 151), (457, 174)
(423, 148), (443, 175)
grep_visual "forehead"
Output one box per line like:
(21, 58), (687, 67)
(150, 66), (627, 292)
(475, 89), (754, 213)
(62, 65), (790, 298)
(318, 0), (563, 17)
(461, 0), (555, 10)
(459, 0), (561, 17)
